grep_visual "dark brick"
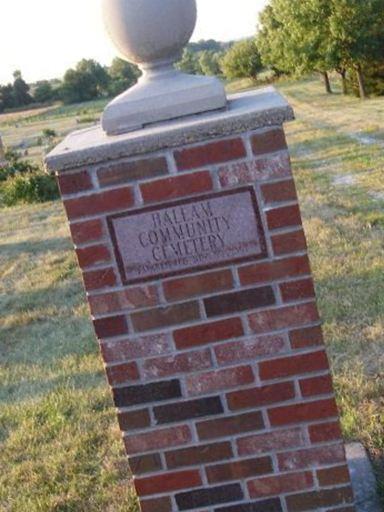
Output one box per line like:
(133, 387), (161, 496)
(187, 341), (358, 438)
(215, 498), (282, 512)
(97, 156), (168, 187)
(166, 442), (233, 469)
(57, 169), (93, 195)
(113, 379), (181, 407)
(286, 487), (354, 511)
(290, 325), (324, 349)
(141, 171), (213, 203)
(317, 465), (351, 487)
(93, 315), (128, 339)
(83, 267), (117, 291)
(300, 374), (334, 397)
(272, 230), (307, 256)
(309, 421), (342, 443)
(163, 269), (233, 302)
(174, 317), (243, 350)
(129, 452), (162, 474)
(227, 382), (295, 411)
(207, 456), (273, 483)
(267, 205), (302, 231)
(175, 138), (246, 171)
(280, 278), (316, 302)
(64, 187), (134, 219)
(140, 496), (172, 512)
(132, 301), (200, 332)
(204, 287), (275, 318)
(76, 244), (111, 268)
(197, 411), (264, 441)
(175, 483), (243, 510)
(117, 409), (151, 431)
(106, 361), (139, 386)
(154, 396), (224, 424)
(261, 179), (297, 204)
(70, 218), (104, 245)
(251, 128), (287, 156)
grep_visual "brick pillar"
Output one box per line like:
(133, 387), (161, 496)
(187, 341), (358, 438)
(47, 89), (355, 512)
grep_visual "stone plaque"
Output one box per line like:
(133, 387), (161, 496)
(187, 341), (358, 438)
(108, 187), (267, 285)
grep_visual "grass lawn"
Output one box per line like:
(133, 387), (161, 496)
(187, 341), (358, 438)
(0, 77), (383, 510)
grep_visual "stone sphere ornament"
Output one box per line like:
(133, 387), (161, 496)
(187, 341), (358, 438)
(101, 0), (227, 135)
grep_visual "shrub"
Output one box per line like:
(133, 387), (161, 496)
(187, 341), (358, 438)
(1, 172), (59, 206)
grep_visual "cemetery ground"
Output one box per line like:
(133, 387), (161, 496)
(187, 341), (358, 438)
(0, 77), (383, 510)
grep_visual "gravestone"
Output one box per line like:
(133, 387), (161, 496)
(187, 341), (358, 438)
(46, 1), (356, 511)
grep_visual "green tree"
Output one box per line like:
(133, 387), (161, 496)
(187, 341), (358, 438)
(199, 51), (222, 76)
(33, 81), (54, 103)
(0, 84), (15, 112)
(329, 0), (384, 98)
(60, 59), (110, 104)
(12, 70), (33, 106)
(108, 58), (140, 96)
(221, 39), (262, 80)
(176, 48), (202, 75)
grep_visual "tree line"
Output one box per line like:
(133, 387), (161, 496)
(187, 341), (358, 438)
(0, 58), (140, 113)
(257, 0), (384, 97)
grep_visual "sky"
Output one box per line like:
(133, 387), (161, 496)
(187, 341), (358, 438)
(0, 0), (268, 84)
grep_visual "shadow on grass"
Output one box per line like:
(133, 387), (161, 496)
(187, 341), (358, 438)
(0, 236), (71, 256)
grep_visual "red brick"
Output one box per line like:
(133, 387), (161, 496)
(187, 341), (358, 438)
(132, 301), (200, 332)
(163, 269), (233, 302)
(266, 205), (302, 231)
(64, 187), (134, 219)
(83, 267), (117, 291)
(88, 286), (159, 316)
(317, 465), (351, 487)
(166, 442), (233, 469)
(290, 325), (324, 350)
(272, 230), (307, 256)
(141, 171), (213, 203)
(309, 421), (342, 443)
(117, 409), (151, 431)
(300, 374), (333, 397)
(186, 366), (254, 397)
(227, 381), (295, 411)
(134, 469), (201, 496)
(286, 487), (354, 511)
(249, 303), (319, 334)
(239, 255), (311, 286)
(219, 153), (291, 187)
(197, 411), (264, 441)
(207, 456), (273, 484)
(140, 496), (172, 512)
(106, 361), (140, 386)
(76, 244), (111, 268)
(174, 317), (243, 350)
(248, 471), (313, 498)
(278, 444), (346, 471)
(57, 169), (93, 195)
(97, 156), (168, 187)
(124, 425), (192, 455)
(69, 219), (104, 245)
(259, 351), (329, 381)
(129, 453), (162, 475)
(251, 128), (287, 156)
(237, 427), (306, 456)
(214, 334), (287, 365)
(93, 315), (128, 339)
(175, 138), (246, 171)
(142, 349), (212, 379)
(269, 398), (339, 427)
(101, 333), (171, 363)
(261, 179), (297, 204)
(280, 278), (316, 302)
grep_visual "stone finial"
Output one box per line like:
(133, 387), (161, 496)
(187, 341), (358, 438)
(101, 0), (227, 135)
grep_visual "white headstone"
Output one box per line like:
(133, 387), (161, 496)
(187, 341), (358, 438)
(101, 0), (227, 135)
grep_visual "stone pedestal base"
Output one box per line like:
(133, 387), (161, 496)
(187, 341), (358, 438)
(102, 67), (227, 135)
